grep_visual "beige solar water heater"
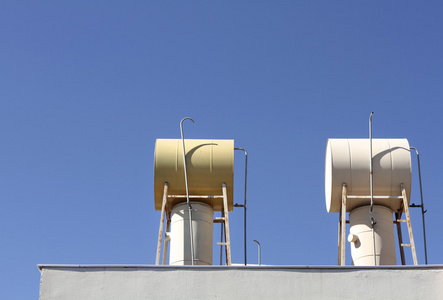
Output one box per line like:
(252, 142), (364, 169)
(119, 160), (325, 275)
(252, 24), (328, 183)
(154, 139), (234, 266)
(325, 138), (418, 266)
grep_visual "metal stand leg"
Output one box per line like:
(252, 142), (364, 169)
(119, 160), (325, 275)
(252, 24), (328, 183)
(395, 211), (406, 265)
(219, 214), (224, 265)
(222, 183), (232, 265)
(214, 183), (232, 265)
(338, 184), (347, 266)
(162, 211), (171, 265)
(401, 184), (418, 265)
(156, 183), (169, 265)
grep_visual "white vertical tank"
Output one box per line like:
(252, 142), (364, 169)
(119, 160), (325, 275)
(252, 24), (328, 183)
(169, 202), (214, 265)
(348, 205), (397, 266)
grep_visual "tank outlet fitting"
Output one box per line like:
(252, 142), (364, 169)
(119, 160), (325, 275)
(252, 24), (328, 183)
(348, 233), (358, 243)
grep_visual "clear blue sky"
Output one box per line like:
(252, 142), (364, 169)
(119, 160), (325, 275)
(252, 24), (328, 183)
(1, 1), (443, 299)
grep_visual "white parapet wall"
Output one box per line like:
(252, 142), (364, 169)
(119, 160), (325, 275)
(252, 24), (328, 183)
(38, 265), (443, 299)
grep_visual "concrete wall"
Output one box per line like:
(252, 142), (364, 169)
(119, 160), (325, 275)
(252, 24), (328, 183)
(38, 265), (443, 300)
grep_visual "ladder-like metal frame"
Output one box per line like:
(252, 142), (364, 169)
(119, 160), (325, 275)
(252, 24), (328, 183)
(213, 183), (232, 265)
(395, 184), (418, 265)
(155, 183), (170, 265)
(155, 182), (232, 266)
(338, 184), (417, 266)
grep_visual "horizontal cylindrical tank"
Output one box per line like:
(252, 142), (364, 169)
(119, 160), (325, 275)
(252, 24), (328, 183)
(348, 205), (396, 266)
(325, 139), (411, 213)
(169, 202), (214, 265)
(154, 139), (234, 212)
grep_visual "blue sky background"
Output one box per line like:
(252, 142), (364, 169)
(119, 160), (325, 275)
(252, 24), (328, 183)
(1, 1), (443, 299)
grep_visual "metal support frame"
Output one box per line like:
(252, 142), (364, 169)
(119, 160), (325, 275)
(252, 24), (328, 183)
(155, 183), (169, 265)
(338, 183), (418, 266)
(156, 182), (232, 266)
(399, 184), (418, 265)
(162, 210), (171, 265)
(215, 183), (232, 265)
(395, 211), (406, 265)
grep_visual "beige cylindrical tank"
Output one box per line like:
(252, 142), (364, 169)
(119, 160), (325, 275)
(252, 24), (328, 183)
(154, 139), (234, 212)
(348, 205), (396, 266)
(325, 139), (411, 213)
(169, 202), (214, 265)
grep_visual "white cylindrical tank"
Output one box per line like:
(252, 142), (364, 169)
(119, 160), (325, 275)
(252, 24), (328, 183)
(169, 202), (214, 265)
(325, 139), (411, 213)
(348, 205), (396, 266)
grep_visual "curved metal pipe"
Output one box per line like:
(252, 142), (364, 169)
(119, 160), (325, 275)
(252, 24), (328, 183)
(234, 148), (248, 266)
(180, 117), (195, 265)
(410, 147), (428, 265)
(253, 240), (261, 266)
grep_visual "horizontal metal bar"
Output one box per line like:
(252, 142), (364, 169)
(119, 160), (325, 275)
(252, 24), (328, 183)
(347, 196), (403, 199)
(168, 195), (223, 199)
(401, 244), (411, 247)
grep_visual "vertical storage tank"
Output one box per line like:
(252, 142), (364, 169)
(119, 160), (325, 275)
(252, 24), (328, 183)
(169, 202), (214, 265)
(348, 205), (397, 265)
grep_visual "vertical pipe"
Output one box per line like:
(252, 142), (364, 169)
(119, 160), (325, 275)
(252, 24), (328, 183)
(253, 240), (261, 266)
(368, 112), (376, 265)
(180, 117), (195, 265)
(369, 112), (374, 213)
(220, 216), (224, 265)
(339, 184), (347, 266)
(371, 217), (377, 265)
(410, 147), (428, 265)
(235, 148), (248, 266)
